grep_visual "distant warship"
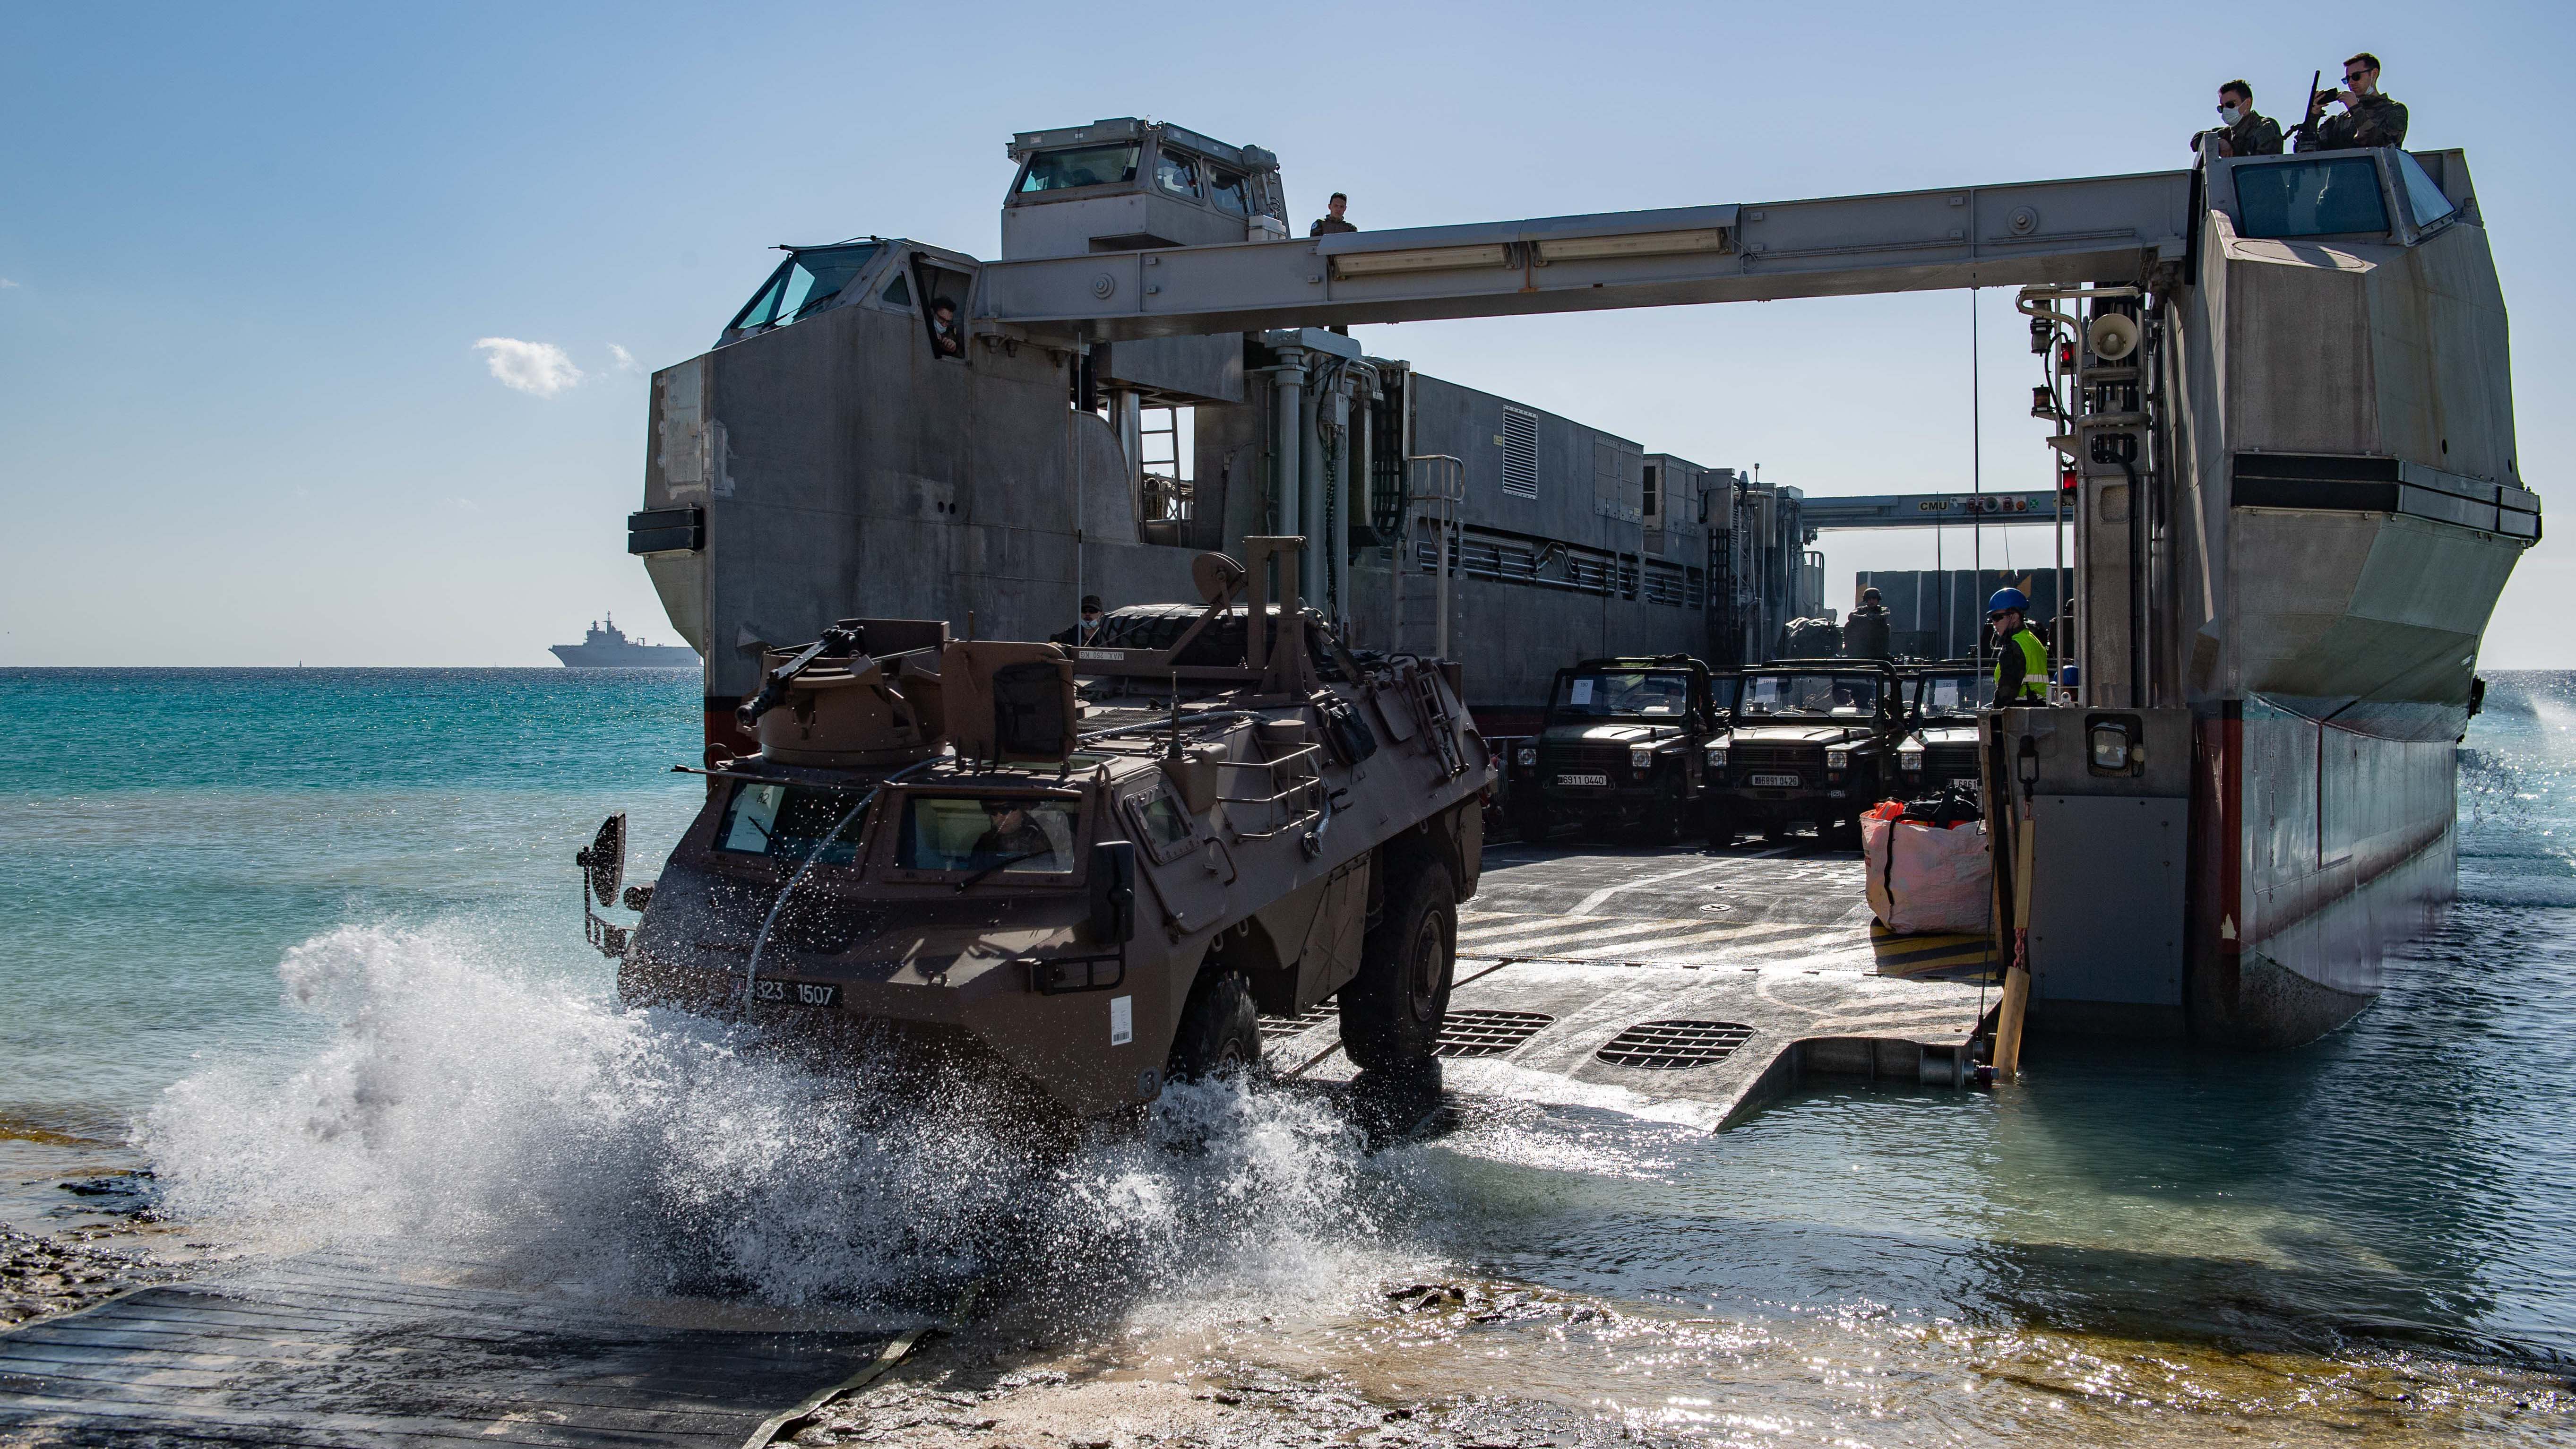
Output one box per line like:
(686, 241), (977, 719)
(550, 615), (699, 668)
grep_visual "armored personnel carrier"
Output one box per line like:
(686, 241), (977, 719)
(577, 540), (1494, 1116)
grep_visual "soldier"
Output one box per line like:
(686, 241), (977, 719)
(2193, 79), (2283, 158)
(1844, 586), (1893, 660)
(1310, 191), (1356, 236)
(2298, 52), (2409, 152)
(1051, 595), (1105, 647)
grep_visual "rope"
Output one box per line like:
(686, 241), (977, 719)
(739, 1279), (984, 1449)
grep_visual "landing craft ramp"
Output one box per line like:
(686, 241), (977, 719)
(1269, 839), (1996, 1129)
(0, 1254), (896, 1448)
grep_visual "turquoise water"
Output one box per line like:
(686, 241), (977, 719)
(4, 666), (2571, 1440)
(0, 668), (706, 1122)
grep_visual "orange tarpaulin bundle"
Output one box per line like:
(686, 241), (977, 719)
(1862, 800), (1992, 935)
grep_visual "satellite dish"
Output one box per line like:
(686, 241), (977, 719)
(1191, 552), (1248, 606)
(2086, 313), (2140, 363)
(577, 812), (626, 908)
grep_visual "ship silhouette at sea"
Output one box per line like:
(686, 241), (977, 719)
(549, 614), (698, 669)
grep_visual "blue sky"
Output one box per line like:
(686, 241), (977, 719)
(5, 1), (2568, 665)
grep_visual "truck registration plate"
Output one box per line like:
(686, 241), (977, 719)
(1556, 773), (1610, 787)
(752, 979), (841, 1008)
(1749, 773), (1801, 787)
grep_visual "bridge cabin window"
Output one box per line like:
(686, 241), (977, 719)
(1154, 150), (1200, 199)
(727, 242), (882, 335)
(1019, 145), (1139, 194)
(1207, 170), (1252, 217)
(2393, 151), (2457, 229)
(911, 259), (975, 361)
(2231, 157), (2388, 240)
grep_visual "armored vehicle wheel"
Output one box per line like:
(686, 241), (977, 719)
(1340, 853), (1456, 1070)
(1168, 969), (1262, 1081)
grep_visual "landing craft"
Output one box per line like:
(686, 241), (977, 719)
(604, 116), (2534, 1049)
(584, 540), (1492, 1115)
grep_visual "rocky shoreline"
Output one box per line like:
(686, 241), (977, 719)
(0, 1224), (177, 1329)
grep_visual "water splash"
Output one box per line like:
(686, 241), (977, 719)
(142, 923), (1422, 1316)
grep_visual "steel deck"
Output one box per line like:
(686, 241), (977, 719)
(1272, 839), (1998, 1127)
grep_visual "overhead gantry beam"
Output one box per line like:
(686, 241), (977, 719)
(980, 170), (2195, 341)
(1801, 490), (2066, 531)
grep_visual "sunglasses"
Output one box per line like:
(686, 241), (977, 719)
(2343, 71), (2370, 84)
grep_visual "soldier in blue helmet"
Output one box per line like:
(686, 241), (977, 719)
(1988, 588), (2050, 705)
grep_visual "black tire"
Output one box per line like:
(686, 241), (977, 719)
(1339, 852), (1456, 1070)
(1826, 815), (1863, 850)
(1702, 800), (1739, 847)
(1167, 969), (1262, 1081)
(1630, 794), (1681, 846)
(1512, 802), (1551, 845)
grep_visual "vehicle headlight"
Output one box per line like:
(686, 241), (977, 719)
(1706, 744), (1729, 768)
(1630, 745), (1656, 770)
(1825, 747), (1852, 770)
(1516, 746), (1537, 768)
(1900, 745), (1925, 770)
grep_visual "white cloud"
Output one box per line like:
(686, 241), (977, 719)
(473, 337), (584, 397)
(0, 278), (19, 289)
(607, 343), (638, 372)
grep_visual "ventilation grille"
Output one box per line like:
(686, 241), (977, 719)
(1501, 406), (1540, 499)
(1594, 1020), (1755, 1069)
(1435, 1009), (1554, 1058)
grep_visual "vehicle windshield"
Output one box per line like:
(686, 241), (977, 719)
(896, 794), (1080, 874)
(727, 243), (881, 334)
(2233, 156), (2388, 239)
(1916, 672), (1990, 717)
(1738, 673), (1882, 718)
(1019, 145), (1139, 193)
(715, 782), (870, 865)
(1549, 669), (1697, 719)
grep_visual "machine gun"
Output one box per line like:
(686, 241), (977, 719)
(736, 624), (863, 730)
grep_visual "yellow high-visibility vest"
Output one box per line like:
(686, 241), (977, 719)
(1995, 627), (2049, 701)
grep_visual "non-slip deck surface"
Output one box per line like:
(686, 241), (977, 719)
(0, 1256), (887, 1447)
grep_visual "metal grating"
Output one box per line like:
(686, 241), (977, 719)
(1594, 1020), (1756, 1069)
(1501, 405), (1540, 498)
(1434, 1009), (1555, 1059)
(1262, 1004), (1337, 1032)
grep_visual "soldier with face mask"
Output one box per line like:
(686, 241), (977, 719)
(2193, 79), (2283, 158)
(2298, 52), (2409, 152)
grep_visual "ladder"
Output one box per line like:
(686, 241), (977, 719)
(1388, 455), (1464, 660)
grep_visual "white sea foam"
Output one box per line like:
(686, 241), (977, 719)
(142, 923), (1422, 1315)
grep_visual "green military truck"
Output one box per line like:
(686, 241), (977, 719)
(1895, 658), (1989, 797)
(1702, 658), (1904, 848)
(1508, 656), (1728, 845)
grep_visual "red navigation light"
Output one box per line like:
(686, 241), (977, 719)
(2057, 463), (2079, 492)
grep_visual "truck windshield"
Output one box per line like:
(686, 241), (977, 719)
(1740, 673), (1881, 718)
(1551, 670), (1696, 718)
(1019, 145), (1139, 193)
(1917, 673), (1990, 717)
(727, 243), (881, 334)
(2233, 157), (2388, 239)
(896, 795), (1080, 875)
(715, 782), (869, 865)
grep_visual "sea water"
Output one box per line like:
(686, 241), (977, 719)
(3, 666), (2570, 1441)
